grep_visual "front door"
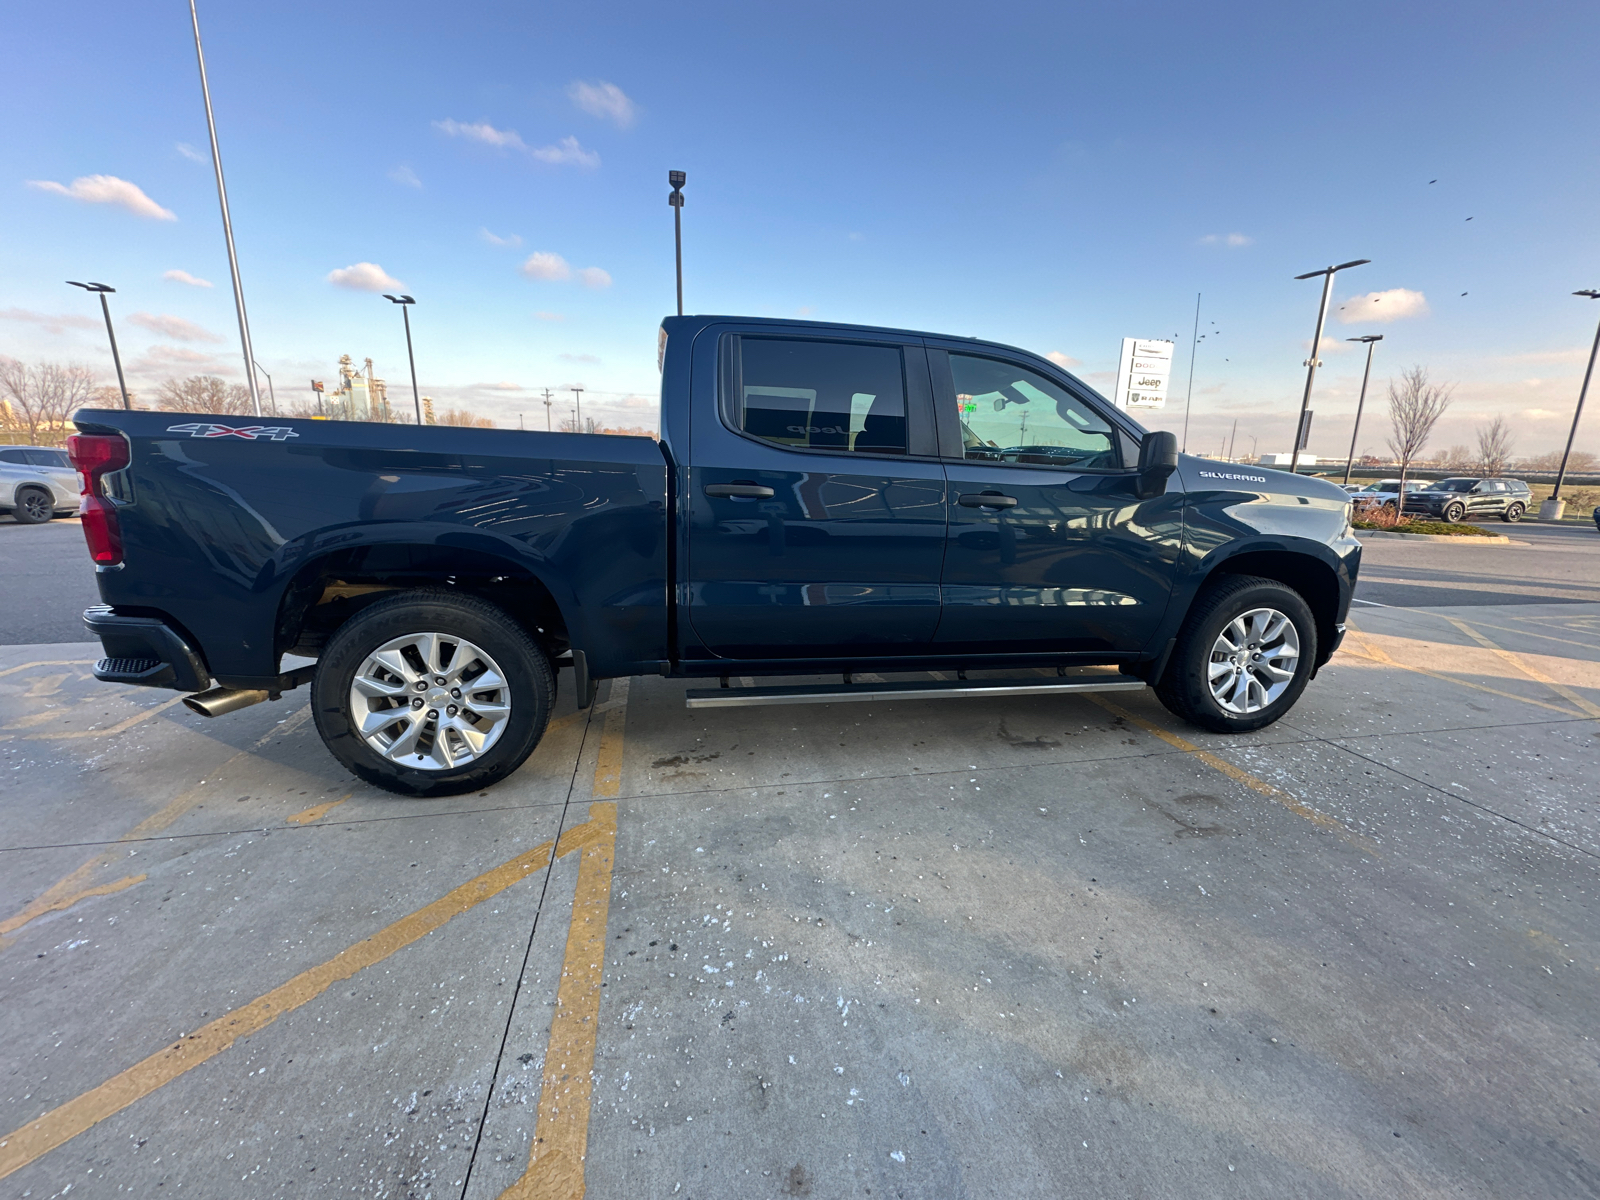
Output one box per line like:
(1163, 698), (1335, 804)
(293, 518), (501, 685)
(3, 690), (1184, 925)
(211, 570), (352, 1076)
(930, 347), (1183, 654)
(686, 331), (947, 660)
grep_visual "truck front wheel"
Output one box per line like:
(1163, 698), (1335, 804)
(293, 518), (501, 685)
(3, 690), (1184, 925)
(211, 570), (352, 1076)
(1155, 575), (1318, 733)
(312, 589), (554, 796)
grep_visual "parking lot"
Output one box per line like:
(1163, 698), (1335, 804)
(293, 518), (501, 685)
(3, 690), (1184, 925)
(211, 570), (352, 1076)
(3, 519), (1598, 1199)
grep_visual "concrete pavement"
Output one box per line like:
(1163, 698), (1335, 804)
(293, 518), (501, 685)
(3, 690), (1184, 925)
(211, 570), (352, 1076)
(3, 598), (1597, 1199)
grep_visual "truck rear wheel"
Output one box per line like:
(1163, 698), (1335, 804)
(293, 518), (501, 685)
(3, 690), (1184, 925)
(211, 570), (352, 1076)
(1155, 575), (1317, 733)
(312, 589), (554, 796)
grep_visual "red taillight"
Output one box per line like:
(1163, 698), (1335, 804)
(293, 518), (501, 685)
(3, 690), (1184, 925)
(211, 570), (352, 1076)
(67, 434), (130, 566)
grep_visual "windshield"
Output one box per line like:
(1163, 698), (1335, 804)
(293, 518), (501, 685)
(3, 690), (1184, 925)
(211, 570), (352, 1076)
(1425, 479), (1475, 492)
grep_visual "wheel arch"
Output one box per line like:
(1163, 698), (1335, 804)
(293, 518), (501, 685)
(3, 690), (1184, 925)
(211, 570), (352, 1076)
(272, 540), (574, 666)
(1203, 546), (1345, 667)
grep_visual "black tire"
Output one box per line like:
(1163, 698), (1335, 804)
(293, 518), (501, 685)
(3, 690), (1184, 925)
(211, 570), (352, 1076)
(312, 589), (555, 796)
(1155, 575), (1319, 734)
(12, 487), (53, 524)
(1502, 503), (1524, 523)
(1442, 501), (1466, 523)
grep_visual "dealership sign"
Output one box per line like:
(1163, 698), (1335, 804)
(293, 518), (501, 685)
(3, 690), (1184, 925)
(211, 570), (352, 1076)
(1112, 338), (1174, 410)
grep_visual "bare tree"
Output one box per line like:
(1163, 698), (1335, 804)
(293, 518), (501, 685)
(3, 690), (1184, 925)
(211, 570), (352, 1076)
(436, 408), (494, 428)
(1386, 366), (1453, 515)
(1519, 448), (1597, 473)
(154, 375), (253, 415)
(0, 359), (99, 445)
(1474, 416), (1515, 477)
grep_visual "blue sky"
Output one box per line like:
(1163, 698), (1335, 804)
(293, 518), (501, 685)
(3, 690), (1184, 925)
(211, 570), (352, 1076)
(4, 0), (1598, 456)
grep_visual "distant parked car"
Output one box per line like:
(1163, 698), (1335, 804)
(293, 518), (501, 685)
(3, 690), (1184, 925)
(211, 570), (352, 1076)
(1401, 477), (1532, 523)
(1348, 479), (1426, 508)
(0, 446), (80, 524)
(1592, 505), (1599, 534)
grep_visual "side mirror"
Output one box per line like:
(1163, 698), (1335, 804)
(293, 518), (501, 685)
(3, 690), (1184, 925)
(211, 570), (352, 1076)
(1135, 430), (1178, 499)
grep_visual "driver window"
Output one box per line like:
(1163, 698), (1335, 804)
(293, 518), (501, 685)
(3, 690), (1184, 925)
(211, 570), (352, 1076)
(949, 354), (1119, 468)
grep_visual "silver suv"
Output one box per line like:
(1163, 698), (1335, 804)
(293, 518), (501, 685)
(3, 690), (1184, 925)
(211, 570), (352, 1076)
(0, 445), (80, 523)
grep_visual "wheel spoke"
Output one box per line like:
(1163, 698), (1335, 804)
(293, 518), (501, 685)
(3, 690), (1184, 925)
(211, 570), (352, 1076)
(1256, 660), (1294, 684)
(465, 699), (510, 719)
(371, 649), (417, 683)
(353, 673), (408, 699)
(383, 713), (427, 760)
(1207, 659), (1234, 682)
(461, 665), (505, 692)
(360, 706), (411, 736)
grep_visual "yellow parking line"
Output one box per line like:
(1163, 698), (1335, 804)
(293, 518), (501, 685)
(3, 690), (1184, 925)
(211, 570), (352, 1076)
(285, 794), (351, 825)
(0, 813), (612, 1183)
(0, 708), (314, 949)
(0, 660), (96, 679)
(1433, 614), (1600, 719)
(0, 874), (146, 938)
(1340, 628), (1585, 717)
(499, 683), (629, 1199)
(1087, 695), (1378, 855)
(26, 693), (189, 741)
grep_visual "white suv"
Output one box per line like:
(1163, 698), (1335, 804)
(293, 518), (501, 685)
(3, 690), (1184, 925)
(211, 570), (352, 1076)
(0, 446), (81, 524)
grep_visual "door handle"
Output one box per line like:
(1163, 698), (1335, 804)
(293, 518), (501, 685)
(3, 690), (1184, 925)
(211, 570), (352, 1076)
(958, 492), (1018, 509)
(704, 482), (776, 499)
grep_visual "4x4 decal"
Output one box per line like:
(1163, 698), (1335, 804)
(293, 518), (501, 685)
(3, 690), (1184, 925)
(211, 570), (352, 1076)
(165, 423), (300, 441)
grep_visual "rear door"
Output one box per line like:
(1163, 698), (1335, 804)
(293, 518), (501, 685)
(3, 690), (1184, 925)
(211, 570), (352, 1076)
(685, 328), (948, 660)
(928, 345), (1182, 654)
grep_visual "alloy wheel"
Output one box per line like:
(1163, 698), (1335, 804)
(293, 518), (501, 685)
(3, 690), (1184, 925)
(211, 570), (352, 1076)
(1207, 607), (1301, 714)
(348, 631), (511, 770)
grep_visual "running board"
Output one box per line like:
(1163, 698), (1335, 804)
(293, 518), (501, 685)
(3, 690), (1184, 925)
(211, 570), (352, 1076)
(684, 676), (1147, 709)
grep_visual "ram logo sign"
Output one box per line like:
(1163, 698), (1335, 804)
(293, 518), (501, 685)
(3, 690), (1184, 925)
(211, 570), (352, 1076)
(166, 423), (301, 441)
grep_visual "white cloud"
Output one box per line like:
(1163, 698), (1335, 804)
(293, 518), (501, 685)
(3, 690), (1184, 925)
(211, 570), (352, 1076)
(27, 174), (176, 220)
(1335, 288), (1429, 324)
(1199, 233), (1252, 247)
(327, 262), (404, 291)
(1491, 346), (1591, 365)
(128, 312), (223, 342)
(128, 345), (235, 375)
(389, 165), (422, 188)
(434, 120), (599, 167)
(176, 142), (208, 163)
(534, 311), (564, 321)
(567, 80), (636, 128)
(528, 136), (600, 167)
(520, 252), (572, 281)
(560, 353), (602, 364)
(481, 227), (523, 247)
(164, 269), (213, 288)
(577, 266), (612, 289)
(433, 119), (527, 150)
(0, 307), (100, 334)
(1046, 351), (1080, 368)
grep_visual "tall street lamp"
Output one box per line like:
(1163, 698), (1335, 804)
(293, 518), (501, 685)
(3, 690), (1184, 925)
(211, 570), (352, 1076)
(1291, 259), (1370, 473)
(1545, 289), (1600, 519)
(189, 0), (261, 416)
(1342, 335), (1383, 485)
(66, 281), (130, 409)
(252, 359), (276, 416)
(383, 294), (423, 425)
(668, 170), (686, 317)
(572, 386), (584, 433)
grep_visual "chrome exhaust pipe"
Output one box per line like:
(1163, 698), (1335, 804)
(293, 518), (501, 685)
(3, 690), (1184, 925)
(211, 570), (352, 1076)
(183, 686), (271, 718)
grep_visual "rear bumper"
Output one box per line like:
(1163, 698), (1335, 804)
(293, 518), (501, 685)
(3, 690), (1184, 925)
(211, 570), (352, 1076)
(82, 606), (210, 692)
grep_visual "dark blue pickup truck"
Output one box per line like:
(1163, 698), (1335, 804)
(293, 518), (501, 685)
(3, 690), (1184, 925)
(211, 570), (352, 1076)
(69, 314), (1359, 795)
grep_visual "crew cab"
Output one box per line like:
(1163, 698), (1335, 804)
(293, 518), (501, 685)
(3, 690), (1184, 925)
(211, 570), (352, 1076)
(69, 315), (1361, 796)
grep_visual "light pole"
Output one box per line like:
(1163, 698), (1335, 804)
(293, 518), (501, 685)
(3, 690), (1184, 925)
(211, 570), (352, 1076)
(572, 386), (584, 432)
(1546, 289), (1600, 518)
(189, 0), (261, 416)
(1342, 335), (1383, 485)
(66, 281), (130, 409)
(1291, 259), (1370, 473)
(383, 294), (423, 425)
(1181, 293), (1200, 452)
(668, 170), (686, 317)
(542, 388), (554, 431)
(252, 359), (277, 416)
